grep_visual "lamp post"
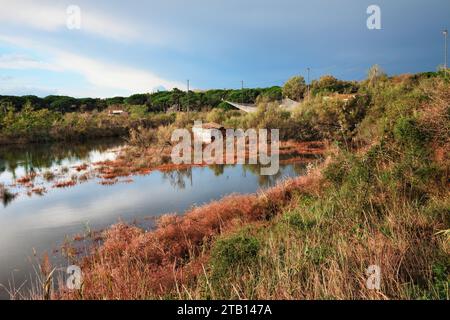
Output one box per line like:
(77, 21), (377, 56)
(241, 80), (244, 104)
(443, 29), (448, 70)
(307, 67), (310, 98)
(187, 79), (190, 113)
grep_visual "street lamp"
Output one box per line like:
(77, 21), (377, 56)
(443, 29), (448, 70)
(306, 67), (310, 98)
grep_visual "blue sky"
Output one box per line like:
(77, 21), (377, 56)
(0, 0), (448, 98)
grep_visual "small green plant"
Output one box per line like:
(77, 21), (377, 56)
(210, 231), (260, 277)
(393, 116), (427, 150)
(282, 210), (316, 230)
(431, 261), (449, 299)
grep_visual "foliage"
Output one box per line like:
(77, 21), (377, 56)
(310, 75), (359, 96)
(127, 126), (156, 149)
(282, 76), (307, 101)
(293, 94), (368, 141)
(210, 231), (260, 277)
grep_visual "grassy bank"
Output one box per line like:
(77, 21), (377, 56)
(40, 72), (449, 300)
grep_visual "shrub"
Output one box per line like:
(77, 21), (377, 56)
(282, 210), (317, 230)
(127, 126), (156, 149)
(206, 108), (226, 124)
(282, 76), (307, 101)
(310, 75), (359, 96)
(216, 101), (234, 111)
(210, 231), (260, 277)
(293, 95), (368, 141)
(393, 117), (427, 150)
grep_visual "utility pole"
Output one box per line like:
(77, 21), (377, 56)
(443, 29), (448, 70)
(241, 80), (244, 104)
(187, 79), (190, 113)
(306, 67), (311, 98)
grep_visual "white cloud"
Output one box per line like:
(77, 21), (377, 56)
(0, 74), (57, 96)
(0, 53), (62, 71)
(0, 0), (140, 42)
(0, 34), (183, 97)
(53, 52), (183, 95)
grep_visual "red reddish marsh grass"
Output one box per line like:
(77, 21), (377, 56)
(53, 180), (77, 188)
(16, 173), (36, 184)
(58, 172), (322, 300)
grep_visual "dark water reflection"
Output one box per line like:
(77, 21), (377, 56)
(0, 139), (123, 180)
(0, 140), (312, 299)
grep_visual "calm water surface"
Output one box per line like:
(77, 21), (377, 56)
(0, 139), (311, 299)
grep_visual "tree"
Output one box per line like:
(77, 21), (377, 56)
(170, 88), (184, 110)
(282, 76), (307, 101)
(125, 94), (150, 106)
(311, 75), (341, 94)
(261, 86), (282, 101)
(105, 97), (125, 106)
(49, 96), (78, 113)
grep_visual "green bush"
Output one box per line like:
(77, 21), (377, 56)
(310, 75), (359, 96)
(282, 76), (307, 101)
(394, 116), (427, 149)
(283, 210), (317, 230)
(210, 231), (260, 276)
(216, 101), (234, 111)
(293, 94), (368, 141)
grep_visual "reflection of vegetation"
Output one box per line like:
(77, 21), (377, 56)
(0, 183), (16, 207)
(242, 164), (283, 188)
(291, 163), (308, 176)
(208, 164), (225, 176)
(208, 163), (310, 188)
(0, 138), (123, 178)
(161, 168), (193, 190)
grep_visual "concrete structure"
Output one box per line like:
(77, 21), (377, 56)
(322, 94), (357, 103)
(224, 98), (300, 113)
(192, 122), (226, 144)
(224, 101), (258, 113)
(108, 109), (129, 117)
(279, 98), (299, 111)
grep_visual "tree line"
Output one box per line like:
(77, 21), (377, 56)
(0, 87), (283, 114)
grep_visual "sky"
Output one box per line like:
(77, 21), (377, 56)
(0, 0), (448, 98)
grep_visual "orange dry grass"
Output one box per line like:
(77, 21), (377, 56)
(75, 164), (88, 172)
(16, 173), (36, 184)
(58, 173), (321, 300)
(53, 180), (77, 188)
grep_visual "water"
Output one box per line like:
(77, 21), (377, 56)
(0, 139), (310, 299)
